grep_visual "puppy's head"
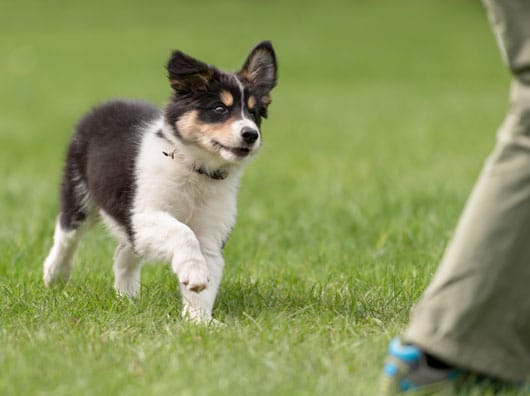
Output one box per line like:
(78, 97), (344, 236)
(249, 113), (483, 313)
(165, 41), (277, 163)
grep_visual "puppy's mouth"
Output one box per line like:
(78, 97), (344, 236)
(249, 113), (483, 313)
(212, 141), (252, 158)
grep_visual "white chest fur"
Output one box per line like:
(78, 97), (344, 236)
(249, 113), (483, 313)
(132, 121), (242, 253)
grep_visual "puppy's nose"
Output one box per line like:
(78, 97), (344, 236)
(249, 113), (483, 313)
(241, 127), (259, 144)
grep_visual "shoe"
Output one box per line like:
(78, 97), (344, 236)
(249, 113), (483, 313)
(378, 338), (460, 395)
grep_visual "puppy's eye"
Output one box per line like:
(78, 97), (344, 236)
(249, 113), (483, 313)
(213, 104), (227, 114)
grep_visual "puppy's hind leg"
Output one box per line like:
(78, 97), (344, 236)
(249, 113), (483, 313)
(43, 165), (90, 287)
(113, 243), (141, 298)
(43, 215), (86, 287)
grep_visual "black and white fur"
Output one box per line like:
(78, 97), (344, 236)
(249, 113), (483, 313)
(43, 41), (277, 323)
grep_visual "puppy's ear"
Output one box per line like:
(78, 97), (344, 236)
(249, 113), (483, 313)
(166, 50), (213, 92)
(239, 41), (277, 93)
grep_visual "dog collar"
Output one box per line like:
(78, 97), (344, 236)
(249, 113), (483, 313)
(162, 150), (228, 181)
(193, 166), (228, 180)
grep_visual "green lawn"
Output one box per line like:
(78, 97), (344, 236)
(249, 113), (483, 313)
(0, 0), (522, 395)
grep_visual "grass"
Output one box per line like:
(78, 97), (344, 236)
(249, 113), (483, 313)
(0, 0), (525, 394)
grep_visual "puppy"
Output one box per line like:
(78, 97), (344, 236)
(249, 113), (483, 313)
(43, 41), (278, 323)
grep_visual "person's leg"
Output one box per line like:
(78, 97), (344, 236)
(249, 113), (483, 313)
(403, 0), (530, 383)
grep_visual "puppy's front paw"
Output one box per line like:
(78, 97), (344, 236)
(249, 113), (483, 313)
(176, 257), (209, 293)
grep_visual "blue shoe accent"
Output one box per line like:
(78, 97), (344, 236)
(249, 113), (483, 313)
(388, 337), (421, 362)
(379, 338), (458, 395)
(384, 363), (398, 376)
(379, 337), (527, 394)
(400, 379), (417, 391)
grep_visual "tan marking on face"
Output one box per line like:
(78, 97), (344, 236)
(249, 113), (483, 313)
(176, 110), (239, 153)
(247, 96), (256, 110)
(220, 90), (234, 107)
(175, 110), (200, 142)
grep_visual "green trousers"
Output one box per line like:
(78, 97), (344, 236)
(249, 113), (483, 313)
(404, 0), (530, 382)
